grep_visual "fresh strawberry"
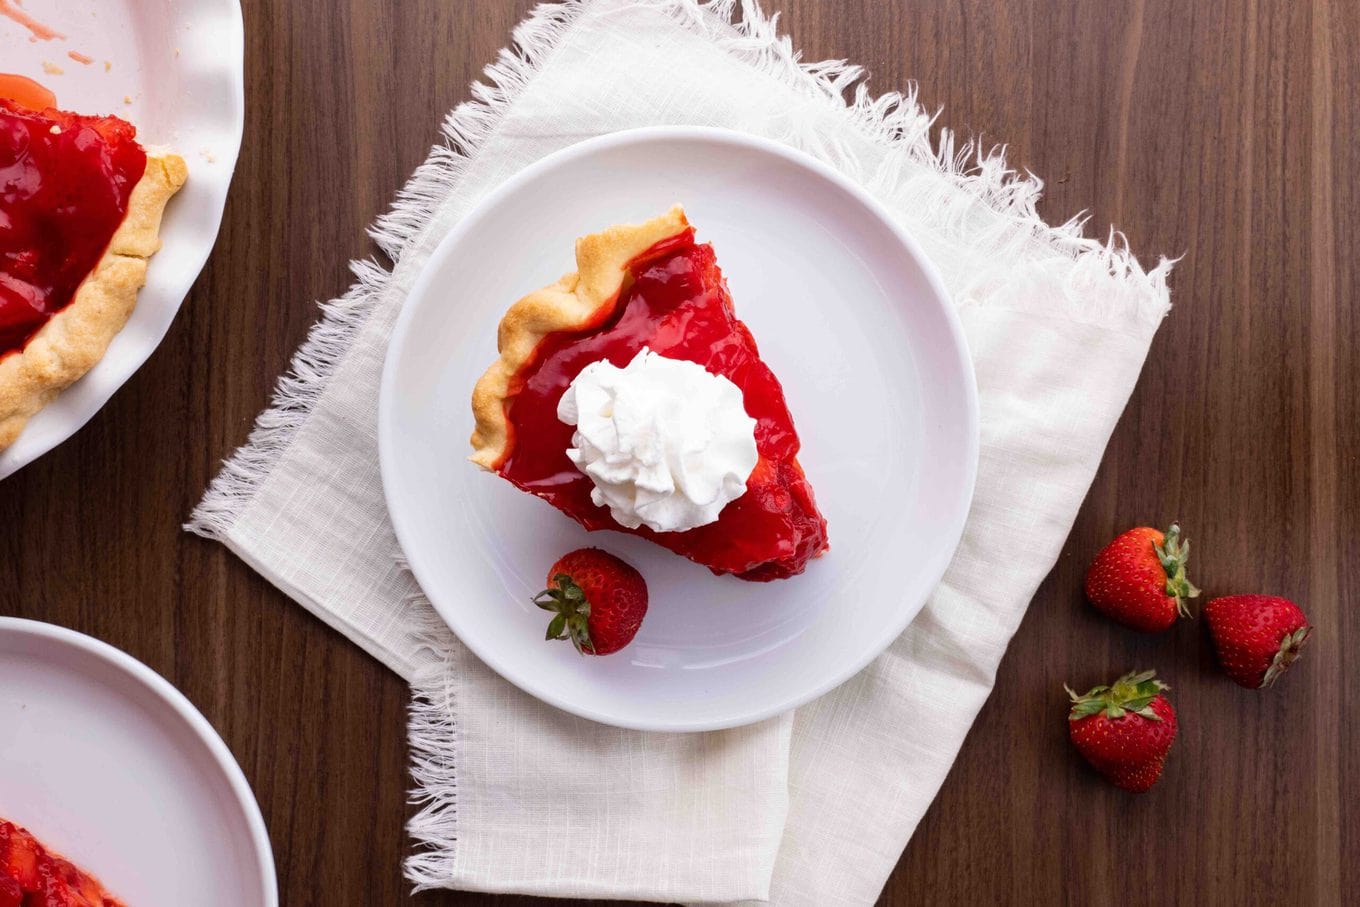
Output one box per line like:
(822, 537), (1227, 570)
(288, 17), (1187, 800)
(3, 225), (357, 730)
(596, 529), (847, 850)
(1065, 669), (1177, 792)
(1203, 594), (1312, 689)
(534, 548), (648, 655)
(1084, 523), (1200, 632)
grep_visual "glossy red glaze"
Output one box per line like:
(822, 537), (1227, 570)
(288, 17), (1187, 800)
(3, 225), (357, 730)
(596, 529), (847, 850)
(499, 228), (829, 580)
(0, 99), (146, 357)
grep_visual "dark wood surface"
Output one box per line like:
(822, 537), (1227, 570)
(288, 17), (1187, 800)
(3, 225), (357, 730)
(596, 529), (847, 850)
(2, 1), (1354, 904)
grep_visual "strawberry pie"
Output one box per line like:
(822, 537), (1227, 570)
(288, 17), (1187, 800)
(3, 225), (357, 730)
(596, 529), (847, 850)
(470, 206), (829, 580)
(0, 96), (186, 450)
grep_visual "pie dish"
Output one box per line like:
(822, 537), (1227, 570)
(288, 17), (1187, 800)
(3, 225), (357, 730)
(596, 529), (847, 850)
(470, 206), (829, 581)
(1, 818), (124, 906)
(0, 98), (187, 451)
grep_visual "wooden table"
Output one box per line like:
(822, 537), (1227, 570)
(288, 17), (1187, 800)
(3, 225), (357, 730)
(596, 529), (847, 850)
(2, 1), (1354, 903)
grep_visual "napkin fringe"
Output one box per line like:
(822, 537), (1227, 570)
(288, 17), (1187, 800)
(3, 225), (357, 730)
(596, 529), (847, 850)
(406, 623), (465, 890)
(369, 1), (585, 260)
(186, 259), (389, 540)
(666, 0), (1174, 327)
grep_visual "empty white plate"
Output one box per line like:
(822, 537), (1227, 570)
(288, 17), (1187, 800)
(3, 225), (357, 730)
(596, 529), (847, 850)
(0, 0), (244, 478)
(0, 619), (277, 906)
(380, 127), (978, 732)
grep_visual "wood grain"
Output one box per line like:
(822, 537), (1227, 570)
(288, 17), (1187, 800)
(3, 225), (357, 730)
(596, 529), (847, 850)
(1, 1), (1354, 904)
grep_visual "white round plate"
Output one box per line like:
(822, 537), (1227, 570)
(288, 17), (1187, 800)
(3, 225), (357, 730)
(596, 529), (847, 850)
(0, 619), (277, 906)
(381, 127), (978, 732)
(0, 0), (245, 479)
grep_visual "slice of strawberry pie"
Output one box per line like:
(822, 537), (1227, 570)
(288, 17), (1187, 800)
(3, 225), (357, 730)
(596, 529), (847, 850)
(470, 206), (829, 581)
(0, 96), (187, 450)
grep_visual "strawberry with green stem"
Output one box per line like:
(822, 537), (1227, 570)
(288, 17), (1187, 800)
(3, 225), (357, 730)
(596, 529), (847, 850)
(1084, 523), (1200, 632)
(534, 548), (648, 656)
(1203, 594), (1313, 689)
(1066, 669), (1177, 793)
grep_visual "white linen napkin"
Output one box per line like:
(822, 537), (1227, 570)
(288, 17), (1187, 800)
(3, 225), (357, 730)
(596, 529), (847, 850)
(189, 0), (1172, 903)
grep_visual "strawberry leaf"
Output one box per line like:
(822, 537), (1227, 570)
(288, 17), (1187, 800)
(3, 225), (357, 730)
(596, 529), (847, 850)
(1261, 624), (1313, 688)
(1153, 523), (1201, 618)
(534, 575), (596, 654)
(1067, 669), (1168, 721)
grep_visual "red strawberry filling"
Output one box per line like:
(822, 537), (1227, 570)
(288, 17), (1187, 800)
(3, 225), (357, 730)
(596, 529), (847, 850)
(0, 99), (147, 357)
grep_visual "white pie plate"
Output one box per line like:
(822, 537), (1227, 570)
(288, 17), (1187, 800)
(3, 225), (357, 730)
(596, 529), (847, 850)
(0, 0), (245, 479)
(0, 618), (277, 906)
(380, 127), (978, 732)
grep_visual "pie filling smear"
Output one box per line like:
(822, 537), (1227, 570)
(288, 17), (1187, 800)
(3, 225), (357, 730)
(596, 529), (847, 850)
(482, 214), (830, 581)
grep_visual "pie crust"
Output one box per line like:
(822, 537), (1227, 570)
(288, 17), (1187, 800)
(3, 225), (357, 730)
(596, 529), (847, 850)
(0, 149), (188, 451)
(470, 205), (690, 469)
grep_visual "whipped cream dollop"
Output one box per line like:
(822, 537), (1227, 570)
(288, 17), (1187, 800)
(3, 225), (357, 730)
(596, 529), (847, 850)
(557, 347), (758, 533)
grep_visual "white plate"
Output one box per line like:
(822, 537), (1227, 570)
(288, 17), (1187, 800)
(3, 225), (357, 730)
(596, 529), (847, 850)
(0, 0), (245, 479)
(0, 618), (277, 906)
(381, 127), (978, 732)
